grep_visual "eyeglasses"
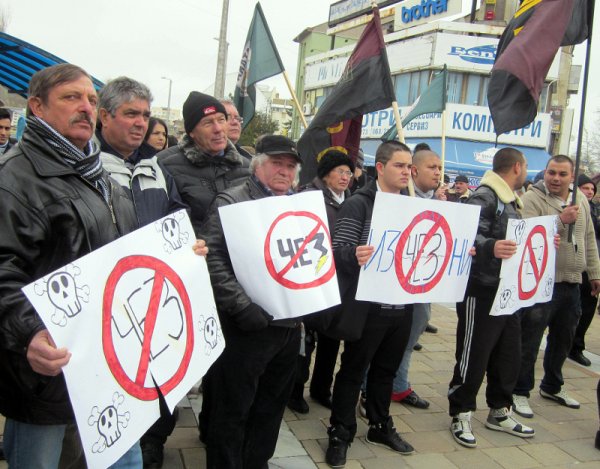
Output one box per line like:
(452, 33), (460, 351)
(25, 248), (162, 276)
(333, 169), (353, 177)
(230, 116), (244, 124)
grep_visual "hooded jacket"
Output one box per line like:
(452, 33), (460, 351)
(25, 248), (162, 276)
(521, 180), (600, 283)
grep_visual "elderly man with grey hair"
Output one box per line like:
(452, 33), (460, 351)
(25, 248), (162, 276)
(200, 135), (302, 469)
(97, 77), (189, 468)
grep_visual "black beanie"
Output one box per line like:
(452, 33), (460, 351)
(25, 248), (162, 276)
(317, 150), (355, 179)
(183, 91), (228, 134)
(578, 174), (596, 194)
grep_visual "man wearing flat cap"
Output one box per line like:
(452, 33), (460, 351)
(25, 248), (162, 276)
(200, 135), (303, 469)
(158, 91), (250, 234)
(448, 174), (472, 203)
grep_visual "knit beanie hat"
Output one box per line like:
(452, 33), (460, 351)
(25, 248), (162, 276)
(317, 150), (355, 179)
(454, 174), (469, 184)
(578, 174), (596, 194)
(183, 91), (227, 134)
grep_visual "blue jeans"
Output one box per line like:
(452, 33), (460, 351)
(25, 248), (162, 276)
(4, 418), (142, 469)
(514, 282), (581, 397)
(392, 303), (430, 393)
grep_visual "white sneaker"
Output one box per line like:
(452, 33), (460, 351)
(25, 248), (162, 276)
(512, 394), (534, 418)
(539, 389), (580, 409)
(485, 407), (535, 438)
(450, 411), (477, 448)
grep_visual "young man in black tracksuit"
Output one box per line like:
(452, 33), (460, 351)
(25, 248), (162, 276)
(325, 141), (415, 468)
(448, 147), (534, 448)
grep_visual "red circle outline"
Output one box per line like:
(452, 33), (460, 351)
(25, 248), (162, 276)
(264, 211), (335, 289)
(102, 255), (194, 400)
(518, 225), (548, 300)
(394, 211), (453, 294)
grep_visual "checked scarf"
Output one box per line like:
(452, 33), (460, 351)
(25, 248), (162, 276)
(27, 116), (110, 202)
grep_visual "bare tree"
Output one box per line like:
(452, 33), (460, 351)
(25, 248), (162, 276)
(582, 111), (600, 175)
(0, 7), (10, 33)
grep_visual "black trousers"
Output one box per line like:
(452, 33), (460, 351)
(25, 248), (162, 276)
(571, 273), (598, 354)
(330, 307), (411, 440)
(448, 295), (521, 416)
(291, 329), (340, 400)
(140, 394), (176, 446)
(205, 324), (300, 469)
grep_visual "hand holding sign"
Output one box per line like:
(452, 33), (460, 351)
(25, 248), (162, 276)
(494, 239), (518, 259)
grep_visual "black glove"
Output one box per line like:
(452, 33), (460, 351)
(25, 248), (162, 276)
(233, 303), (274, 331)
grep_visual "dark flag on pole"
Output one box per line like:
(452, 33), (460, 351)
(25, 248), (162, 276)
(234, 2), (285, 129)
(488, 0), (590, 136)
(297, 7), (395, 184)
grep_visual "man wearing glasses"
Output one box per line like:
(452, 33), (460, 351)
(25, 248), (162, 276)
(220, 100), (252, 160)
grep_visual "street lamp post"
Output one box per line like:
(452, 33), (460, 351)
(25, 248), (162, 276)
(161, 76), (172, 125)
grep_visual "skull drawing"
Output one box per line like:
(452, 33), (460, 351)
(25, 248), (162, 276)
(97, 406), (120, 447)
(204, 317), (218, 349)
(162, 218), (182, 250)
(514, 220), (527, 245)
(47, 272), (81, 318)
(499, 288), (512, 309)
(89, 392), (130, 453)
(545, 276), (554, 296)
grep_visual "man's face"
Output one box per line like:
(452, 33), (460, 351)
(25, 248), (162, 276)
(100, 98), (150, 158)
(377, 151), (412, 193)
(0, 118), (11, 145)
(28, 75), (97, 150)
(223, 102), (242, 144)
(255, 154), (298, 195)
(580, 182), (595, 201)
(544, 160), (573, 199)
(412, 154), (441, 192)
(189, 112), (228, 155)
(515, 160), (528, 190)
(454, 181), (469, 195)
(323, 164), (352, 195)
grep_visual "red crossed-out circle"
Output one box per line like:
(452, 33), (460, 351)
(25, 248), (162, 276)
(518, 225), (548, 300)
(394, 210), (453, 294)
(264, 211), (335, 290)
(102, 255), (194, 400)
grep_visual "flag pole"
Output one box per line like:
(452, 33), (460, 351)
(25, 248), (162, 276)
(282, 70), (308, 129)
(440, 109), (447, 179)
(391, 101), (405, 143)
(568, 1), (595, 242)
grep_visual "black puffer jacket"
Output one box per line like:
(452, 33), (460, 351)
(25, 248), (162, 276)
(466, 181), (520, 297)
(158, 136), (250, 235)
(0, 129), (138, 424)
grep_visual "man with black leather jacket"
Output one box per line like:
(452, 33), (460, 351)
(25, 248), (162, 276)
(0, 64), (139, 467)
(200, 135), (302, 469)
(448, 147), (534, 449)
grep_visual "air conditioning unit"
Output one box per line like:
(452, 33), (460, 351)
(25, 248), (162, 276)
(302, 103), (312, 115)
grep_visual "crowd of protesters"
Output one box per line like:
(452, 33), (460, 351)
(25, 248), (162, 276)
(0, 64), (599, 469)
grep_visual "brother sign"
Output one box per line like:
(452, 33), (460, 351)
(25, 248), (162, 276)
(401, 0), (449, 24)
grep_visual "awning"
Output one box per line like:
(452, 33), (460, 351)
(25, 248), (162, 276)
(361, 137), (550, 184)
(0, 32), (103, 98)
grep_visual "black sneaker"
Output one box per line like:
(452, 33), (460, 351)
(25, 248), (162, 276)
(325, 426), (350, 468)
(425, 323), (438, 333)
(366, 418), (414, 455)
(569, 351), (591, 367)
(141, 441), (164, 469)
(413, 342), (423, 351)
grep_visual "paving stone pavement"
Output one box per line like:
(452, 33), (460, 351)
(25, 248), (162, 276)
(1, 303), (599, 468)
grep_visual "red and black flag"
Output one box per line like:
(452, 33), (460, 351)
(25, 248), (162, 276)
(488, 0), (591, 136)
(297, 7), (395, 184)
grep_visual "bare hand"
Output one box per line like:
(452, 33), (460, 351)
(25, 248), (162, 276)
(553, 234), (561, 250)
(590, 279), (600, 297)
(192, 239), (209, 257)
(560, 205), (579, 225)
(356, 245), (375, 266)
(27, 329), (70, 376)
(493, 240), (517, 259)
(469, 246), (476, 257)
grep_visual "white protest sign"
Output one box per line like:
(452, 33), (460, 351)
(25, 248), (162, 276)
(22, 210), (223, 469)
(356, 192), (480, 304)
(491, 215), (557, 316)
(218, 191), (340, 319)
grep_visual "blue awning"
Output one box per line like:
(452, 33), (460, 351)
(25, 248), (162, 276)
(0, 32), (103, 97)
(361, 137), (550, 185)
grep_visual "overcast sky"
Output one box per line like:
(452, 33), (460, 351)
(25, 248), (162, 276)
(3, 0), (600, 133)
